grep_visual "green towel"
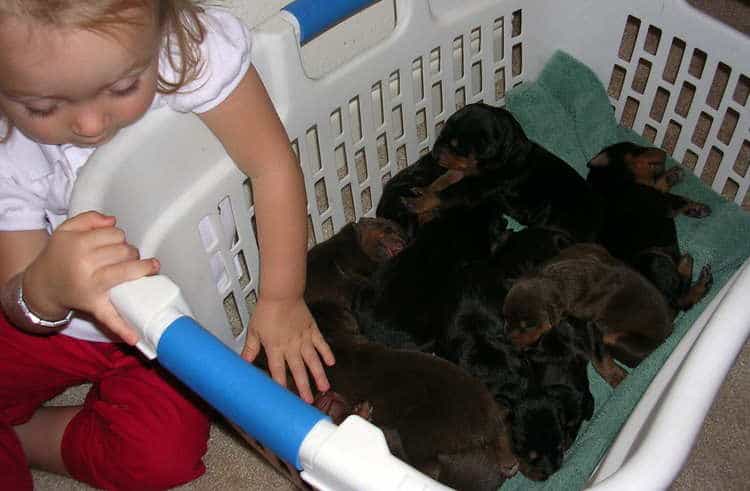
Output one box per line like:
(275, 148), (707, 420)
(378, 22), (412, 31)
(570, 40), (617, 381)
(499, 51), (750, 490)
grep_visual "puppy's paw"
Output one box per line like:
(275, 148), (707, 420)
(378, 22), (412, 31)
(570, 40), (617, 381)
(608, 365), (628, 388)
(353, 400), (374, 421)
(313, 391), (350, 425)
(500, 455), (520, 478)
(401, 192), (440, 214)
(677, 254), (694, 278)
(683, 202), (711, 218)
(662, 166), (684, 187)
(409, 186), (427, 197)
(698, 264), (713, 292)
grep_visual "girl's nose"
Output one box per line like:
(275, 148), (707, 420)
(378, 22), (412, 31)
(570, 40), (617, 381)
(72, 105), (111, 139)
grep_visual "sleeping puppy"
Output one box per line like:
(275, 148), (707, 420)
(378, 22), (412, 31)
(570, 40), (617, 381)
(315, 333), (519, 490)
(503, 243), (673, 369)
(402, 103), (602, 242)
(510, 317), (597, 481)
(438, 277), (602, 481)
(304, 216), (408, 336)
(586, 142), (713, 312)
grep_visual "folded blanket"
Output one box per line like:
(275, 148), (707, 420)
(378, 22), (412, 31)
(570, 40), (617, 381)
(501, 51), (750, 490)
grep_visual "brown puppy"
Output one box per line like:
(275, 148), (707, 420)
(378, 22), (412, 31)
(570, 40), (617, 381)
(503, 243), (673, 369)
(305, 217), (408, 309)
(316, 332), (519, 490)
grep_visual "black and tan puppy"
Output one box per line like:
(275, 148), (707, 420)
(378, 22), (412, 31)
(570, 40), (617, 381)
(586, 142), (713, 312)
(503, 243), (674, 368)
(432, 266), (605, 481)
(305, 218), (518, 489)
(402, 103), (602, 242)
(510, 317), (598, 481)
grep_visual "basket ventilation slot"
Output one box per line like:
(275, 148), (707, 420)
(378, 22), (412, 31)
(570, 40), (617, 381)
(197, 192), (259, 339)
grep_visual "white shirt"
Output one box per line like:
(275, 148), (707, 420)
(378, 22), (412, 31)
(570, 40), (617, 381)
(0, 7), (252, 342)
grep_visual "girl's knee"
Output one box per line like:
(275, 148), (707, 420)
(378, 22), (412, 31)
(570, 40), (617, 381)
(63, 404), (210, 489)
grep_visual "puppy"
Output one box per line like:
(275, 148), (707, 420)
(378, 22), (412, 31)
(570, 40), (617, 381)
(316, 334), (519, 490)
(438, 281), (602, 481)
(586, 142), (713, 312)
(402, 103), (603, 242)
(305, 217), (408, 308)
(510, 317), (597, 481)
(503, 243), (673, 368)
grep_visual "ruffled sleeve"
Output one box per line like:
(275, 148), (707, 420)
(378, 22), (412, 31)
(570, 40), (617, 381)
(160, 7), (253, 114)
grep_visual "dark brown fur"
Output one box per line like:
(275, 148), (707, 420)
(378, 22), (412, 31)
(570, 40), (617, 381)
(304, 217), (408, 312)
(503, 243), (673, 369)
(317, 334), (519, 490)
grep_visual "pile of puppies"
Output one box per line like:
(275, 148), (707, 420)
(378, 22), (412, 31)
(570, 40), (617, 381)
(303, 102), (713, 488)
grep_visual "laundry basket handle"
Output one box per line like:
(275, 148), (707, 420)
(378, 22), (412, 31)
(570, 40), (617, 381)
(283, 0), (382, 44)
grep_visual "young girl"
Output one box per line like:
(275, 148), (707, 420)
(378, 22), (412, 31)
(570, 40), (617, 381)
(0, 1), (334, 489)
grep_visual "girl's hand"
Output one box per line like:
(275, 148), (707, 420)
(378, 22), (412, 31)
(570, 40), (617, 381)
(241, 297), (335, 403)
(23, 211), (159, 344)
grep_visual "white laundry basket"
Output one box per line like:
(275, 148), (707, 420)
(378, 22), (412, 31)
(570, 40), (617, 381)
(69, 0), (750, 489)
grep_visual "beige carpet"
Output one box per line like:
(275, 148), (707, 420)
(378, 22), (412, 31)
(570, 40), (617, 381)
(31, 1), (749, 490)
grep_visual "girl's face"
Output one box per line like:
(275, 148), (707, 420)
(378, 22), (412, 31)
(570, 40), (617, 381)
(0, 10), (161, 147)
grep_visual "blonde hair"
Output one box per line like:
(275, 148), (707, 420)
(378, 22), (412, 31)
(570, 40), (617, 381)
(0, 0), (207, 137)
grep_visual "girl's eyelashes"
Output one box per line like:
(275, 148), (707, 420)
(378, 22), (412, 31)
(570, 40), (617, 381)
(110, 78), (141, 97)
(20, 75), (142, 117)
(25, 105), (59, 118)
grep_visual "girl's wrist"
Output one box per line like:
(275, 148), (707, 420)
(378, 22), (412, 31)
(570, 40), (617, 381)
(22, 262), (70, 320)
(0, 271), (72, 333)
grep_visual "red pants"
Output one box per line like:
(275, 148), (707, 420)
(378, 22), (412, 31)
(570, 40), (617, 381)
(0, 313), (210, 490)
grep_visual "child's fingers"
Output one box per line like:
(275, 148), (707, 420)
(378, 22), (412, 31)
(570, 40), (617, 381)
(95, 302), (139, 345)
(60, 211), (116, 231)
(311, 329), (335, 366)
(90, 242), (141, 268)
(96, 258), (160, 292)
(265, 351), (288, 390)
(301, 344), (330, 393)
(286, 354), (313, 403)
(240, 330), (261, 362)
(81, 226), (128, 249)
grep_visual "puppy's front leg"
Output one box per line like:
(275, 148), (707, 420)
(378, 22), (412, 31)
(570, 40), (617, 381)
(402, 169), (465, 221)
(663, 193), (711, 218)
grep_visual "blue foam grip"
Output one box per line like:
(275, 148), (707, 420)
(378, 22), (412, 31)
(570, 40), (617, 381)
(156, 316), (328, 469)
(283, 0), (378, 44)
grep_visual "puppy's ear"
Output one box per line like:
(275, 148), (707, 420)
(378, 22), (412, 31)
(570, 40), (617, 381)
(587, 151), (611, 168)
